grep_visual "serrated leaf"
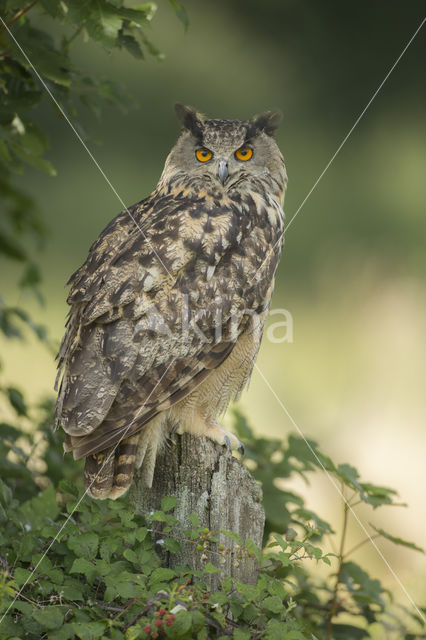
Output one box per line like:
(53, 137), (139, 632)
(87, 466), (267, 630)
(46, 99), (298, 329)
(68, 532), (99, 560)
(233, 630), (251, 640)
(72, 621), (106, 640)
(32, 607), (64, 630)
(371, 525), (424, 553)
(13, 567), (35, 587)
(336, 463), (361, 489)
(203, 562), (220, 574)
(262, 595), (283, 613)
(19, 485), (59, 528)
(165, 609), (192, 637)
(164, 537), (181, 554)
(149, 567), (176, 583)
(69, 557), (95, 576)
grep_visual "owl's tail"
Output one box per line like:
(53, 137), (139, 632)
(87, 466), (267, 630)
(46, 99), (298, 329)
(83, 417), (166, 499)
(84, 435), (139, 500)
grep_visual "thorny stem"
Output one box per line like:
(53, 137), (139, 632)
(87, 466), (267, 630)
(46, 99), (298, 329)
(0, 0), (40, 34)
(325, 484), (349, 640)
(122, 598), (160, 632)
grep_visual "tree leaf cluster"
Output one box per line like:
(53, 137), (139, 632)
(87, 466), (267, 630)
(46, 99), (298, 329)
(0, 0), (177, 368)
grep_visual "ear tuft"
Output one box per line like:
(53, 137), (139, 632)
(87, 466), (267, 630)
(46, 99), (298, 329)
(174, 103), (203, 140)
(252, 110), (282, 136)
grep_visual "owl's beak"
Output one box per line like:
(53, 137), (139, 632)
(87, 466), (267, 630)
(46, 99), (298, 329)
(218, 160), (229, 185)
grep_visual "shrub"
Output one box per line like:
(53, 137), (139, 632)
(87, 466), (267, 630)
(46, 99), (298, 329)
(0, 402), (424, 639)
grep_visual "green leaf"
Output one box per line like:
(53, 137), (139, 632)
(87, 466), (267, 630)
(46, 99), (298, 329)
(116, 581), (140, 598)
(69, 557), (95, 577)
(68, 532), (99, 560)
(336, 463), (362, 490)
(19, 263), (42, 290)
(262, 595), (283, 614)
(330, 624), (369, 639)
(6, 387), (27, 416)
(19, 120), (50, 156)
(167, 0), (189, 30)
(67, 1), (122, 48)
(123, 548), (139, 563)
(161, 495), (177, 512)
(164, 537), (181, 554)
(0, 234), (27, 261)
(32, 607), (64, 630)
(149, 567), (176, 584)
(152, 509), (167, 521)
(233, 630), (251, 640)
(188, 513), (200, 527)
(164, 609), (192, 637)
(203, 562), (220, 574)
(371, 525), (424, 553)
(19, 485), (60, 529)
(13, 25), (72, 86)
(71, 621), (106, 640)
(135, 527), (148, 542)
(13, 567), (35, 587)
(10, 143), (57, 176)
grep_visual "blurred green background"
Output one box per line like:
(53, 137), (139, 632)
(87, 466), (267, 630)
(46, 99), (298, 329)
(2, 0), (426, 608)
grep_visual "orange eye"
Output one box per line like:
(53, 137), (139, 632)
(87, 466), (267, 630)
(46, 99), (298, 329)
(195, 148), (213, 162)
(235, 146), (253, 161)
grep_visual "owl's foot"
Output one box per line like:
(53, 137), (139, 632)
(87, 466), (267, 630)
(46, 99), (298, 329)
(206, 423), (245, 456)
(167, 417), (244, 455)
(166, 421), (181, 446)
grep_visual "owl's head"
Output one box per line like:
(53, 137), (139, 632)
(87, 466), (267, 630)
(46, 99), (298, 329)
(160, 104), (286, 197)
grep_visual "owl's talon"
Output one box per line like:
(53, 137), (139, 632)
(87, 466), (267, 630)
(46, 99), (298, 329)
(223, 435), (231, 452)
(238, 442), (245, 456)
(166, 422), (180, 446)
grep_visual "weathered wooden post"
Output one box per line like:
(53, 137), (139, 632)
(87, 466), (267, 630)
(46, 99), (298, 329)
(129, 433), (265, 588)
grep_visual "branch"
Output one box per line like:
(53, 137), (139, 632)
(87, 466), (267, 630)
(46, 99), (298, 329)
(0, 0), (40, 34)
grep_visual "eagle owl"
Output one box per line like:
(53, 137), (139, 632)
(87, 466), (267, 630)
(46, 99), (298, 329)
(55, 105), (287, 499)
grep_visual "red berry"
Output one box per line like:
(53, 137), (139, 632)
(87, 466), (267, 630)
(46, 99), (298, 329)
(158, 608), (167, 616)
(154, 619), (163, 628)
(143, 626), (151, 634)
(166, 619), (174, 626)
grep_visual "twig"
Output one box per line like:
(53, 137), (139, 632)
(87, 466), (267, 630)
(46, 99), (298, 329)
(344, 533), (381, 559)
(63, 24), (84, 51)
(92, 600), (127, 613)
(325, 484), (348, 639)
(123, 598), (157, 632)
(0, 0), (40, 33)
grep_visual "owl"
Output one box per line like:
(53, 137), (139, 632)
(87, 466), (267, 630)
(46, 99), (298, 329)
(55, 104), (287, 499)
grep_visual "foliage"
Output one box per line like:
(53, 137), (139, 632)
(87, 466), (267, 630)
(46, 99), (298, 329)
(0, 401), (425, 640)
(0, 0), (185, 363)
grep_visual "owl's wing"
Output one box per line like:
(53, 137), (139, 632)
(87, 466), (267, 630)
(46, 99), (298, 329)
(56, 187), (273, 459)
